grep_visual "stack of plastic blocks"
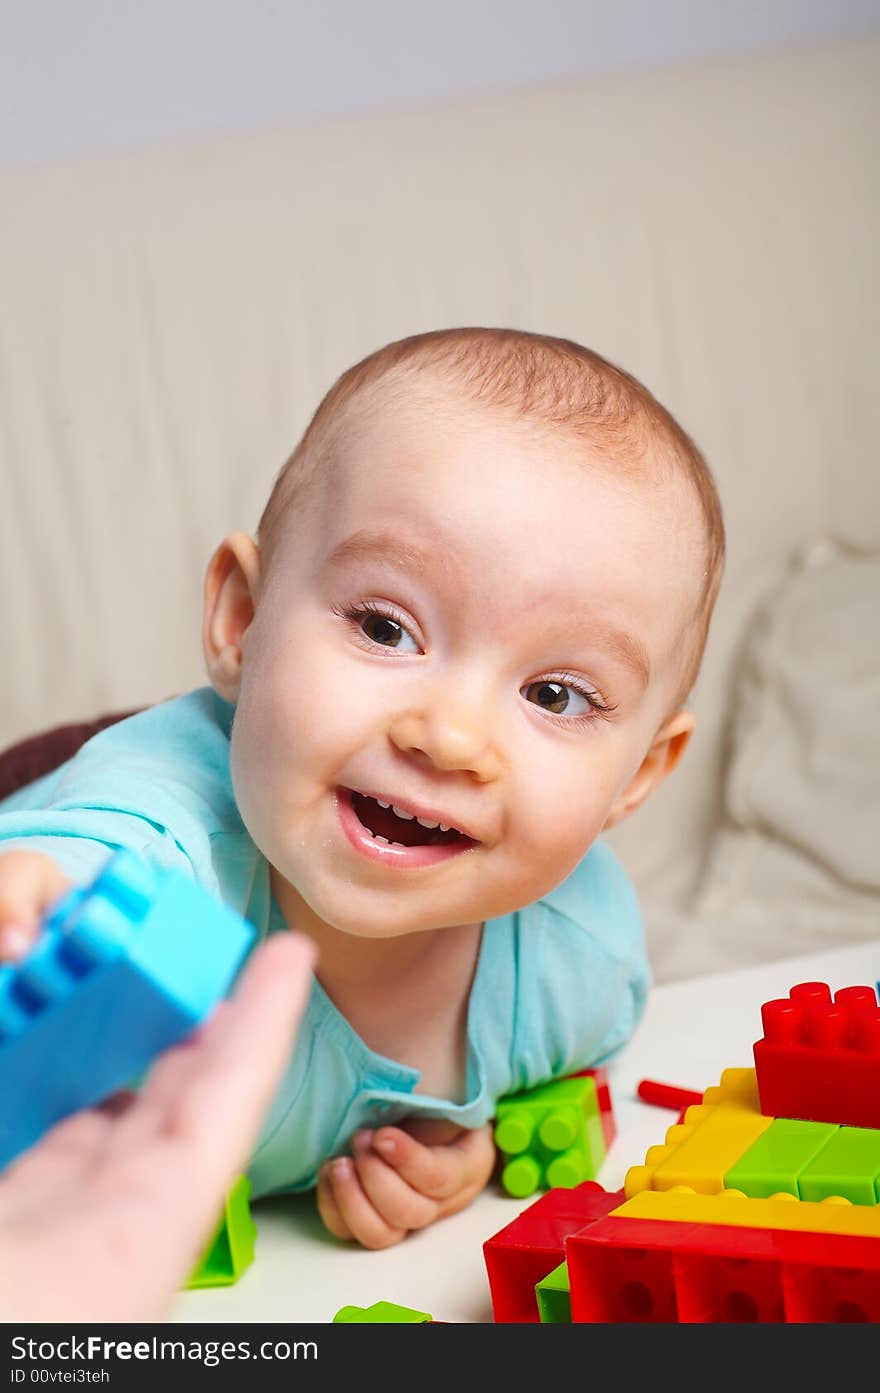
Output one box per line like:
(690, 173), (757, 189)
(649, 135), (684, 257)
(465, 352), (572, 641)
(484, 981), (880, 1323)
(493, 1067), (613, 1199)
(0, 847), (255, 1170)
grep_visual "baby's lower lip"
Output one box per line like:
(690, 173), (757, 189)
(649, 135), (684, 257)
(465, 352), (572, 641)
(334, 788), (477, 869)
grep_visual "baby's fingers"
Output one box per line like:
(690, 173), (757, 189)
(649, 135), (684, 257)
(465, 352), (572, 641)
(316, 1162), (355, 1242)
(318, 1157), (407, 1250)
(0, 851), (72, 961)
(349, 1132), (439, 1231)
(368, 1125), (466, 1200)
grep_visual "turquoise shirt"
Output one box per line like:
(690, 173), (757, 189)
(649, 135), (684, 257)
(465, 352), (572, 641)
(0, 688), (651, 1197)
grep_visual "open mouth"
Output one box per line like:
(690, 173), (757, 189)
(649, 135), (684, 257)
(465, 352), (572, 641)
(349, 791), (473, 848)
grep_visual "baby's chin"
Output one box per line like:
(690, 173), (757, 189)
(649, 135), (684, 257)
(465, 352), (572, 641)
(331, 918), (437, 940)
(262, 857), (437, 935)
(309, 895), (468, 940)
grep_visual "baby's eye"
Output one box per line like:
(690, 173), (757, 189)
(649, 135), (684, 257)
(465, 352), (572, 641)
(356, 606), (420, 653)
(521, 679), (596, 718)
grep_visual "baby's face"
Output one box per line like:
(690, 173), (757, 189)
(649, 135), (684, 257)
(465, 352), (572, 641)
(228, 391), (701, 938)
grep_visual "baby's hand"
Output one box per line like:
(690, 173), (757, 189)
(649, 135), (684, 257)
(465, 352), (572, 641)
(316, 1117), (496, 1249)
(0, 849), (73, 962)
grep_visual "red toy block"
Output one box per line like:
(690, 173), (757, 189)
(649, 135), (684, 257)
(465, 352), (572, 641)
(483, 1181), (624, 1323)
(637, 1078), (704, 1112)
(753, 981), (880, 1129)
(572, 1066), (616, 1148)
(780, 1229), (880, 1322)
(567, 1214), (880, 1323)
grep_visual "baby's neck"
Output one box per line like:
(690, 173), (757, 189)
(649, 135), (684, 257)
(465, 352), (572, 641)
(269, 865), (483, 1096)
(325, 922), (483, 1100)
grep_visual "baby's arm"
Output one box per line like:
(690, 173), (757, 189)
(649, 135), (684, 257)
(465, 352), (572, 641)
(316, 1117), (496, 1249)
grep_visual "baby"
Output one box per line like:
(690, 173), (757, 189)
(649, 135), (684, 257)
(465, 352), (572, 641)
(0, 326), (725, 1249)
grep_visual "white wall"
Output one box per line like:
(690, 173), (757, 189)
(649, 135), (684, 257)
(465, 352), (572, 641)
(2, 0), (879, 168)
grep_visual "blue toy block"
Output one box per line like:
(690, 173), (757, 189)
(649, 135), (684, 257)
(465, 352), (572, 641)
(0, 848), (255, 1170)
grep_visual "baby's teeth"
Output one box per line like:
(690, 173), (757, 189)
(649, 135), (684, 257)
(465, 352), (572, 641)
(439, 823), (451, 833)
(391, 803), (415, 820)
(415, 815), (440, 829)
(373, 834), (390, 844)
(376, 799), (391, 809)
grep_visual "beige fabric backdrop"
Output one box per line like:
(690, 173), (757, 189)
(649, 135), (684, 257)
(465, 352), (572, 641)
(1, 37), (877, 977)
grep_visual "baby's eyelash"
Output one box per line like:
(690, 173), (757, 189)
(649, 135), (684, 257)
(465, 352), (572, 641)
(547, 670), (618, 725)
(332, 602), (618, 725)
(332, 599), (409, 631)
(331, 599), (419, 655)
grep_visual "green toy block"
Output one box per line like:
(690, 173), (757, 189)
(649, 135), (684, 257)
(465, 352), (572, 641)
(333, 1301), (433, 1323)
(797, 1124), (880, 1205)
(724, 1118), (838, 1199)
(494, 1075), (605, 1199)
(535, 1260), (571, 1324)
(185, 1175), (257, 1288)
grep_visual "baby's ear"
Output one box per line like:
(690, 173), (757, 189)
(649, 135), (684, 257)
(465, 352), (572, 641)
(202, 533), (262, 702)
(602, 710), (695, 830)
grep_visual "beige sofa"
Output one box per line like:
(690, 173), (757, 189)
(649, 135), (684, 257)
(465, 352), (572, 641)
(2, 36), (877, 982)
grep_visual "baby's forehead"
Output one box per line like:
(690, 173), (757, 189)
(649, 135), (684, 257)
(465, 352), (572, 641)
(335, 386), (695, 518)
(340, 372), (673, 473)
(314, 406), (704, 595)
(339, 366), (673, 470)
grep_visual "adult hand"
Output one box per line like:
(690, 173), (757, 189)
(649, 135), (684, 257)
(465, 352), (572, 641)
(0, 930), (315, 1322)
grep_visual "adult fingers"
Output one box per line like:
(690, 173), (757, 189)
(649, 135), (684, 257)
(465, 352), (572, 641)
(111, 932), (316, 1186)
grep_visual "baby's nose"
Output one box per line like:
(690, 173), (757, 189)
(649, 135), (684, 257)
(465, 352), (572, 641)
(388, 703), (502, 783)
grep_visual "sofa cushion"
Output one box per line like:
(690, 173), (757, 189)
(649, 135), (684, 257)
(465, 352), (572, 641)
(717, 539), (879, 891)
(652, 539), (880, 978)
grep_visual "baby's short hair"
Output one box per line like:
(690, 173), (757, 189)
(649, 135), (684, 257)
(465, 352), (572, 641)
(257, 327), (725, 714)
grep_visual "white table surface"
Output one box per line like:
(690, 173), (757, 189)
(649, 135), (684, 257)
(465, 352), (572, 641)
(170, 939), (880, 1324)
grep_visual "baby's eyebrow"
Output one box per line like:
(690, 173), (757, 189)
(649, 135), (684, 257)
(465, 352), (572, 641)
(321, 529), (438, 580)
(322, 527), (651, 688)
(567, 615), (650, 687)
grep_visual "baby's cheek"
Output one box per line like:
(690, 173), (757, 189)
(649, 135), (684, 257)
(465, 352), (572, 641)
(238, 654), (314, 764)
(233, 665), (351, 819)
(228, 733), (263, 835)
(512, 784), (607, 886)
(258, 641), (359, 754)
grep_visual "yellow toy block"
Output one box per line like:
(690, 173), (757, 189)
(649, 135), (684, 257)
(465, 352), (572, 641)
(626, 1067), (772, 1198)
(700, 1067), (761, 1113)
(625, 1101), (772, 1197)
(611, 1188), (880, 1239)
